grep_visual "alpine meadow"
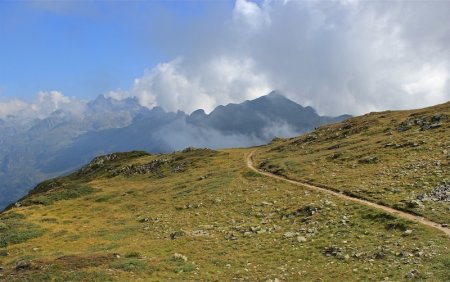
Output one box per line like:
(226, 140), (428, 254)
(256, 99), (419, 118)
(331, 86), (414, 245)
(0, 1), (449, 281)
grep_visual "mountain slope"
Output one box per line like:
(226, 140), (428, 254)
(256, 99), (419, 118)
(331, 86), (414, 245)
(0, 103), (449, 281)
(254, 101), (450, 224)
(188, 91), (350, 138)
(0, 92), (348, 210)
(0, 96), (147, 209)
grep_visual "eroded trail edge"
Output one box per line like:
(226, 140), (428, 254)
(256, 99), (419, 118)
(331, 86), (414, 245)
(247, 150), (450, 237)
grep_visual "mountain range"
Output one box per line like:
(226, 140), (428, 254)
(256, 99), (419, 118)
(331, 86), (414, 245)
(0, 91), (349, 210)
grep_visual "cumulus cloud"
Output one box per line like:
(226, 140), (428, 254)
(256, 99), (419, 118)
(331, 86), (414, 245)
(0, 99), (28, 118)
(108, 56), (271, 113)
(112, 0), (450, 115)
(0, 91), (86, 119)
(233, 0), (271, 30)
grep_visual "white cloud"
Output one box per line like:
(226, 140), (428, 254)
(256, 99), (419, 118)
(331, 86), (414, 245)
(0, 99), (27, 118)
(116, 0), (450, 115)
(0, 91), (86, 119)
(233, 0), (270, 30)
(109, 56), (271, 113)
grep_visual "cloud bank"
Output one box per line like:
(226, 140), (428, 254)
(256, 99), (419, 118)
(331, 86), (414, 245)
(0, 91), (85, 119)
(2, 0), (450, 118)
(110, 0), (450, 115)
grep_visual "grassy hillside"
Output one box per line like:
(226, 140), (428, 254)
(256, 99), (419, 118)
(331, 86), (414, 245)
(256, 102), (450, 224)
(0, 104), (449, 281)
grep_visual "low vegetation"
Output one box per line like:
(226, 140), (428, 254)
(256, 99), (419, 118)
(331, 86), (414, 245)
(256, 102), (450, 224)
(0, 103), (449, 281)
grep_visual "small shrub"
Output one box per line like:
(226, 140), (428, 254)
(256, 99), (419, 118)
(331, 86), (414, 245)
(0, 228), (45, 248)
(40, 218), (58, 223)
(242, 171), (262, 178)
(22, 185), (95, 206)
(124, 251), (141, 258)
(94, 194), (115, 202)
(110, 258), (148, 272)
(363, 212), (396, 222)
(178, 263), (195, 273)
(0, 212), (25, 220)
(385, 221), (409, 231)
(170, 230), (186, 240)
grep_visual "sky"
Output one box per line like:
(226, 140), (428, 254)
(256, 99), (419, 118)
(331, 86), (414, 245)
(0, 0), (449, 117)
(0, 1), (231, 100)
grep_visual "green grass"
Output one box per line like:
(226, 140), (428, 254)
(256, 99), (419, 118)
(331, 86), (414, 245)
(0, 213), (45, 248)
(0, 104), (449, 280)
(20, 184), (95, 207)
(110, 258), (150, 272)
(255, 102), (450, 224)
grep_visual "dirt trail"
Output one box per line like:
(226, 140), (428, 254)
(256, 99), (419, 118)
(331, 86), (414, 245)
(247, 150), (450, 237)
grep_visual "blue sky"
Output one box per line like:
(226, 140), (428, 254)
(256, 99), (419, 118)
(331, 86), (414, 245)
(0, 1), (233, 101)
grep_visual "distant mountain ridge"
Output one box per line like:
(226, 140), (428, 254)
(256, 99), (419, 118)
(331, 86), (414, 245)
(188, 91), (349, 137)
(0, 91), (350, 209)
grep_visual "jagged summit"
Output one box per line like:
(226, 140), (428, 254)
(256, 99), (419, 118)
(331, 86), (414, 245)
(257, 90), (289, 101)
(88, 95), (141, 111)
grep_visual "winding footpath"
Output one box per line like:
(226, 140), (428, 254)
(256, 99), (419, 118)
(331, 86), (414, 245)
(247, 150), (450, 237)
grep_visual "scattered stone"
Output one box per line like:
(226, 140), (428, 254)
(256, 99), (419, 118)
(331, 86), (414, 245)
(111, 158), (169, 176)
(15, 260), (30, 271)
(417, 182), (450, 203)
(397, 114), (448, 132)
(406, 269), (420, 278)
(225, 232), (238, 241)
(170, 230), (186, 240)
(283, 232), (297, 238)
(374, 251), (386, 259)
(191, 230), (210, 237)
(176, 203), (203, 210)
(352, 252), (365, 259)
(406, 199), (424, 208)
(404, 229), (413, 235)
(358, 155), (379, 164)
(323, 246), (343, 257)
(173, 253), (188, 262)
(297, 236), (307, 243)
